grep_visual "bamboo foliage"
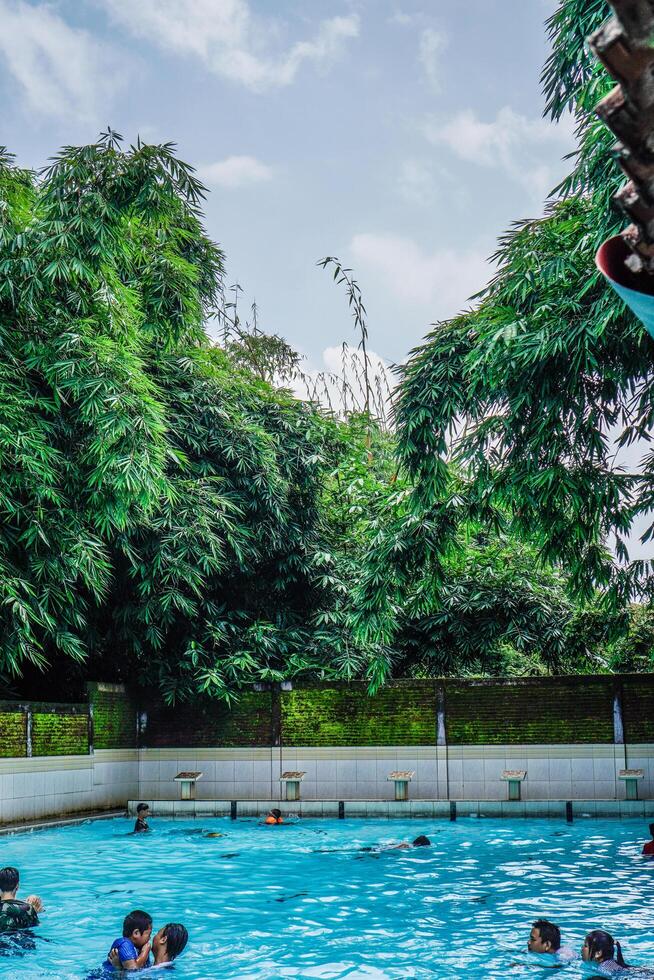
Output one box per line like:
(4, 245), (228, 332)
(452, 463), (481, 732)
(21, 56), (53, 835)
(393, 0), (654, 605)
(0, 135), (376, 700)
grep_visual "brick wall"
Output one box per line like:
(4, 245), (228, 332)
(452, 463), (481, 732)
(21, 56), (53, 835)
(88, 683), (137, 749)
(445, 678), (615, 745)
(30, 707), (89, 756)
(0, 676), (652, 757)
(141, 690), (275, 748)
(281, 682), (436, 747)
(0, 706), (27, 758)
(622, 675), (654, 742)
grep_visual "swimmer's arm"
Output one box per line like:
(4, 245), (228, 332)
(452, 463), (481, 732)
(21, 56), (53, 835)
(25, 894), (44, 913)
(135, 942), (152, 968)
(507, 960), (562, 971)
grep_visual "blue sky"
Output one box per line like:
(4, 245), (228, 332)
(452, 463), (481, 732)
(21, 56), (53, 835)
(0, 0), (574, 373)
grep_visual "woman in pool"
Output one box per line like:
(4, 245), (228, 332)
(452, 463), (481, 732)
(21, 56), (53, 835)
(108, 923), (188, 970)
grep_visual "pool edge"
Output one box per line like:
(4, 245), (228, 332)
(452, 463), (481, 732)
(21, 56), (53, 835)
(0, 807), (126, 835)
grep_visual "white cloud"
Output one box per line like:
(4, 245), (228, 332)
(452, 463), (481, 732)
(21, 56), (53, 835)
(100, 0), (359, 92)
(388, 10), (415, 27)
(198, 155), (272, 188)
(424, 106), (575, 200)
(350, 232), (491, 313)
(0, 0), (121, 120)
(418, 27), (446, 90)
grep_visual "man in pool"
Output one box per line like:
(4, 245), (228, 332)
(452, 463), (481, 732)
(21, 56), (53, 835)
(528, 919), (576, 963)
(133, 803), (151, 833)
(103, 909), (152, 971)
(0, 867), (43, 933)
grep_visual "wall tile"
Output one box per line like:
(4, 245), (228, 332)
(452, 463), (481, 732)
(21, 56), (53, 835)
(336, 760), (357, 780)
(462, 760), (483, 782)
(355, 760), (376, 782)
(548, 758), (572, 781)
(461, 780), (484, 800)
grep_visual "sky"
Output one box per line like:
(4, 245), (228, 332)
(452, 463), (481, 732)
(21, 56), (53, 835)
(0, 0), (576, 377)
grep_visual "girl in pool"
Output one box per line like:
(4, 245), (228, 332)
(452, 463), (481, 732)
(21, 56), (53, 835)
(582, 931), (629, 974)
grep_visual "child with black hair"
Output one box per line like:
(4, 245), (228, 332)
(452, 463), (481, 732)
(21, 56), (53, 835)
(107, 922), (188, 970)
(103, 909), (152, 971)
(133, 803), (150, 833)
(0, 867), (43, 933)
(582, 930), (628, 975)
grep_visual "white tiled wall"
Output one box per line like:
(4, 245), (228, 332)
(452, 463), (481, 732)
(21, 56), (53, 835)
(134, 743), (652, 803)
(1, 742), (652, 827)
(446, 744), (628, 801)
(0, 750), (138, 825)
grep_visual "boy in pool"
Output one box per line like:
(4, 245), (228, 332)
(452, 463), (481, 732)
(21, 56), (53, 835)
(264, 808), (284, 824)
(0, 867), (43, 932)
(642, 822), (654, 857)
(108, 923), (188, 971)
(103, 909), (152, 971)
(527, 919), (575, 963)
(133, 803), (150, 833)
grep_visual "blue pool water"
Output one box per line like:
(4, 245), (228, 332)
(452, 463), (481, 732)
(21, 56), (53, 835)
(0, 816), (653, 978)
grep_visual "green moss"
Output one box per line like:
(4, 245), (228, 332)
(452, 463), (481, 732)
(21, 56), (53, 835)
(281, 682), (436, 746)
(89, 684), (136, 749)
(0, 710), (26, 757)
(31, 712), (88, 756)
(446, 679), (615, 744)
(622, 677), (654, 742)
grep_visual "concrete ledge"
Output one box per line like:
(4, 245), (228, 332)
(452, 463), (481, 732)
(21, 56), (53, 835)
(0, 808), (126, 835)
(128, 799), (654, 819)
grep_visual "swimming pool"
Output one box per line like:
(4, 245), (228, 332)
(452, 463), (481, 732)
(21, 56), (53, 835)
(1, 816), (653, 978)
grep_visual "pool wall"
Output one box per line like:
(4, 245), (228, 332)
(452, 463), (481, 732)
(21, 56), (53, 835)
(133, 742), (652, 802)
(1, 676), (653, 826)
(0, 749), (138, 824)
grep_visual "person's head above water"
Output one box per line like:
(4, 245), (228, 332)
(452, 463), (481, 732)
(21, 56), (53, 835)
(152, 923), (188, 963)
(0, 867), (19, 897)
(265, 808), (283, 824)
(122, 909), (153, 948)
(412, 836), (431, 847)
(528, 919), (561, 954)
(136, 803), (150, 816)
(582, 930), (627, 966)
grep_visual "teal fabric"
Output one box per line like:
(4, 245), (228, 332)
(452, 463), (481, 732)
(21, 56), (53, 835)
(596, 235), (654, 339)
(604, 277), (654, 340)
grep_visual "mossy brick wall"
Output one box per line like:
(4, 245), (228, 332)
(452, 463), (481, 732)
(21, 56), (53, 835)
(622, 676), (654, 742)
(88, 683), (136, 749)
(31, 706), (89, 756)
(0, 704), (27, 757)
(141, 690), (275, 748)
(281, 682), (436, 746)
(445, 678), (615, 744)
